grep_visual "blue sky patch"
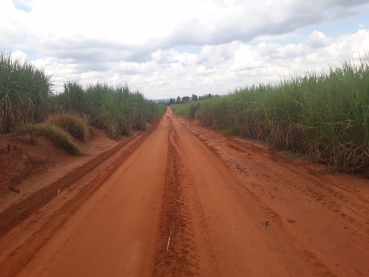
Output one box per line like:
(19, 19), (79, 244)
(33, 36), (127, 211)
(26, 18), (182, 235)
(173, 45), (201, 54)
(12, 0), (32, 12)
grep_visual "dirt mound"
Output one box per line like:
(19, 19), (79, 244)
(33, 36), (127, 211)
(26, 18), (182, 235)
(0, 126), (119, 214)
(0, 134), (64, 193)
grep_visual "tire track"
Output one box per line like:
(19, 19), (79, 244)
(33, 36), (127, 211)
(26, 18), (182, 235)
(186, 119), (369, 238)
(180, 117), (369, 276)
(0, 132), (139, 237)
(173, 114), (337, 276)
(0, 122), (160, 277)
(151, 116), (216, 277)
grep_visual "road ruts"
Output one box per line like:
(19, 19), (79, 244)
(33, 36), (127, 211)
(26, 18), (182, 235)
(176, 113), (369, 277)
(0, 107), (368, 277)
(151, 115), (218, 277)
(2, 117), (169, 277)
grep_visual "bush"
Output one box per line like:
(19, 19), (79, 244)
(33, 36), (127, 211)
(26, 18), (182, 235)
(48, 113), (89, 142)
(15, 124), (83, 155)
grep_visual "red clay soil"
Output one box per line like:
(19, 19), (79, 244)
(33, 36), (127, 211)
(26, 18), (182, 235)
(0, 107), (368, 277)
(0, 126), (121, 214)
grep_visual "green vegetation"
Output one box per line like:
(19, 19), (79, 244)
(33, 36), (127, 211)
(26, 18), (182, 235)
(15, 124), (83, 155)
(171, 102), (201, 119)
(171, 103), (190, 118)
(173, 59), (369, 176)
(168, 93), (214, 105)
(48, 113), (89, 142)
(0, 53), (52, 133)
(276, 151), (306, 161)
(1, 53), (166, 143)
(80, 83), (165, 139)
(49, 81), (166, 139)
(223, 126), (241, 137)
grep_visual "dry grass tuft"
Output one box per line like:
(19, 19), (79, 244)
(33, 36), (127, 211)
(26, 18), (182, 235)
(15, 124), (84, 156)
(48, 113), (89, 142)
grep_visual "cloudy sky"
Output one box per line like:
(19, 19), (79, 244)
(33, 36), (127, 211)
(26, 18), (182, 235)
(1, 0), (369, 99)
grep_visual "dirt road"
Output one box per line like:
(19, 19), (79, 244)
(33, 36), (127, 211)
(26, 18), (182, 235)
(0, 107), (368, 276)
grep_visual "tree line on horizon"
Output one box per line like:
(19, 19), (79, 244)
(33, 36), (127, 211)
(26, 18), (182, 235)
(165, 93), (219, 105)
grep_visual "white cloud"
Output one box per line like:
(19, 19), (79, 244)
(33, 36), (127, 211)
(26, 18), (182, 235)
(20, 29), (369, 99)
(9, 50), (28, 63)
(1, 0), (369, 99)
(306, 31), (332, 48)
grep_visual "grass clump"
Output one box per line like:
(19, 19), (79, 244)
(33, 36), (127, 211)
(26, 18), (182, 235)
(48, 113), (89, 142)
(15, 124), (83, 155)
(276, 151), (306, 161)
(223, 126), (241, 136)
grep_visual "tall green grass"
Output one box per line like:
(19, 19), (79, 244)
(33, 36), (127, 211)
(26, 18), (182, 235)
(174, 59), (369, 176)
(171, 102), (201, 119)
(0, 53), (52, 133)
(61, 82), (166, 139)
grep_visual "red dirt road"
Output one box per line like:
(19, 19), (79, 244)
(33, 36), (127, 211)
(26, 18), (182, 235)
(1, 107), (369, 276)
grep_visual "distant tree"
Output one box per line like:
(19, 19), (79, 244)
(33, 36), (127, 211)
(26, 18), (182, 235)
(202, 93), (212, 100)
(169, 98), (175, 105)
(191, 94), (198, 101)
(182, 96), (190, 103)
(176, 96), (181, 104)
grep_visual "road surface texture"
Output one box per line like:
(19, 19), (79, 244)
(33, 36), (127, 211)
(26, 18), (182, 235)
(0, 107), (368, 277)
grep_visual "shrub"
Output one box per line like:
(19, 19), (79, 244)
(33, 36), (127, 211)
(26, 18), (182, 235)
(48, 113), (89, 142)
(15, 124), (83, 155)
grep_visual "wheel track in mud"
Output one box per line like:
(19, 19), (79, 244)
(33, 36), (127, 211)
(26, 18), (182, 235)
(177, 117), (369, 276)
(232, 144), (369, 238)
(0, 122), (160, 277)
(184, 120), (369, 239)
(0, 132), (141, 238)
(2, 110), (368, 277)
(151, 116), (216, 277)
(225, 139), (369, 238)
(174, 116), (336, 276)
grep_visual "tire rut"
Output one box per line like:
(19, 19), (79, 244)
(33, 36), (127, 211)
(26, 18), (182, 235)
(180, 118), (369, 276)
(186, 120), (369, 239)
(151, 116), (216, 277)
(179, 119), (339, 277)
(0, 122), (160, 277)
